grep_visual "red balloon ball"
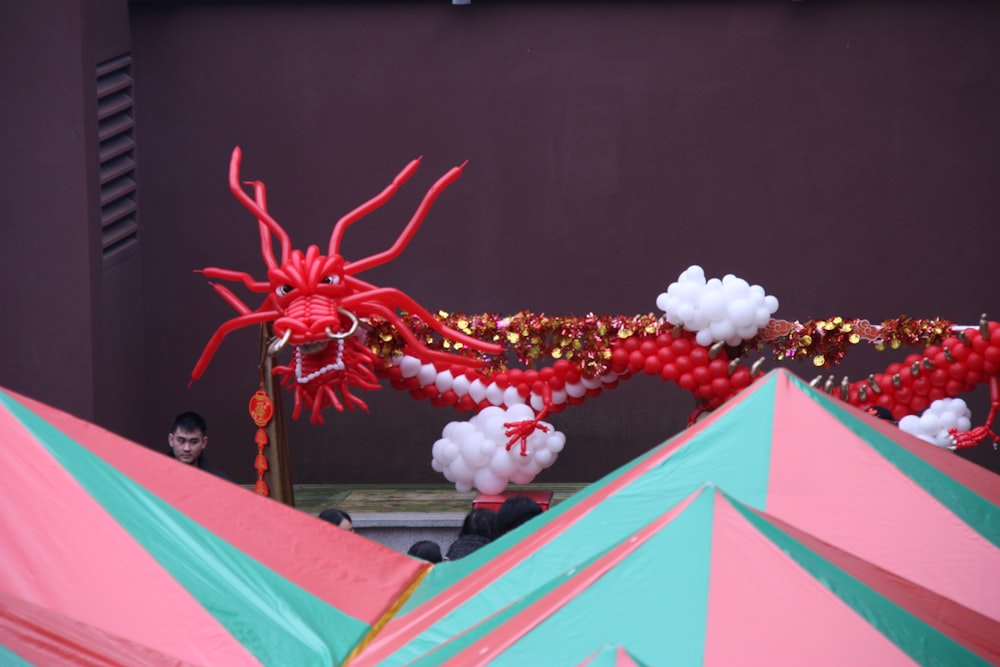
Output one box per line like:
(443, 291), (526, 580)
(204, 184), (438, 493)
(967, 352), (984, 372)
(671, 338), (692, 357)
(693, 366), (712, 386)
(708, 358), (729, 378)
(678, 373), (697, 390)
(909, 396), (929, 413)
(731, 368), (751, 389)
(689, 346), (709, 367)
(644, 356), (663, 376)
(628, 350), (646, 371)
(640, 339), (658, 357)
(660, 363), (680, 382)
(657, 346), (674, 363)
(623, 336), (641, 352)
(711, 377), (732, 397)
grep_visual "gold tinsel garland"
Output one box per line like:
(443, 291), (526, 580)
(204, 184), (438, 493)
(365, 312), (957, 374)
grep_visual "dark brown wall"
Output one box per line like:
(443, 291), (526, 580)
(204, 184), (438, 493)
(4, 1), (999, 484)
(0, 0), (140, 432)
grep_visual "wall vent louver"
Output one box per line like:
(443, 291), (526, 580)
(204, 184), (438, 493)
(97, 54), (138, 267)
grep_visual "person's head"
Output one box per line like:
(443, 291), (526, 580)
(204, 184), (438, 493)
(460, 508), (497, 540)
(495, 496), (543, 536)
(168, 411), (209, 465)
(407, 540), (443, 563)
(865, 405), (898, 425)
(318, 508), (353, 531)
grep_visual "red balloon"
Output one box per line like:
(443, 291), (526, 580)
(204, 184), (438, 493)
(623, 336), (641, 352)
(929, 369), (948, 388)
(911, 377), (930, 396)
(671, 338), (692, 357)
(711, 377), (731, 397)
(532, 380), (546, 395)
(730, 368), (751, 389)
(708, 359), (728, 378)
(611, 347), (630, 372)
(909, 396), (929, 413)
(657, 346), (674, 363)
(540, 367), (555, 381)
(644, 356), (663, 376)
(966, 352), (984, 371)
(676, 355), (694, 374)
(639, 339), (658, 357)
(928, 388), (946, 402)
(984, 345), (1000, 365)
(656, 333), (673, 348)
(517, 382), (531, 398)
(948, 363), (968, 380)
(628, 350), (646, 371)
(693, 366), (712, 386)
(945, 379), (965, 396)
(689, 346), (709, 367)
(660, 363), (680, 382)
(697, 384), (715, 399)
(678, 373), (697, 391)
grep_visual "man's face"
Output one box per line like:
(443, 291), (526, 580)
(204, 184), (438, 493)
(169, 427), (208, 465)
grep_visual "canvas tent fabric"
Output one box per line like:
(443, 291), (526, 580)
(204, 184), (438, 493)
(351, 369), (1000, 666)
(0, 387), (428, 667)
(391, 486), (1000, 666)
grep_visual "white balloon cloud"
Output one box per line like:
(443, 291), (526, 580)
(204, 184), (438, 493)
(898, 398), (973, 449)
(656, 265), (779, 347)
(431, 404), (565, 494)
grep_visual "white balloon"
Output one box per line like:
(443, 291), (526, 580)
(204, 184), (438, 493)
(455, 481), (473, 493)
(530, 393), (545, 411)
(460, 435), (490, 467)
(431, 458), (443, 472)
(957, 416), (972, 431)
(700, 290), (728, 320)
(534, 448), (554, 467)
(447, 456), (474, 483)
(503, 386), (526, 406)
(451, 374), (471, 397)
(551, 389), (568, 405)
(728, 300), (754, 327)
(565, 382), (586, 398)
(485, 382), (505, 405)
(696, 329), (714, 347)
(547, 431), (566, 453)
(489, 449), (517, 476)
(507, 403), (536, 421)
(399, 355), (421, 378)
(765, 295), (779, 313)
(474, 468), (507, 495)
(434, 371), (454, 394)
(509, 469), (536, 485)
(918, 413), (941, 434)
(437, 438), (460, 465)
(418, 363), (437, 386)
(468, 379), (487, 404)
(710, 319), (735, 342)
(754, 307), (772, 327)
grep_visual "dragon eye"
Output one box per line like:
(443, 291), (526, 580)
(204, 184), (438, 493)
(321, 275), (341, 285)
(275, 285), (294, 296)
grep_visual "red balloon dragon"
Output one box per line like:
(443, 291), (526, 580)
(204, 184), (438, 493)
(191, 148), (1000, 452)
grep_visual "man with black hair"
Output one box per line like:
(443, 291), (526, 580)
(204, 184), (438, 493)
(167, 411), (232, 481)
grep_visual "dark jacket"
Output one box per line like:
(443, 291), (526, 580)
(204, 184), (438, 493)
(167, 450), (232, 481)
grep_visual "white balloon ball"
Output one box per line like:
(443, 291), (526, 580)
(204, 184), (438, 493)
(696, 329), (714, 347)
(474, 468), (507, 495)
(898, 415), (920, 435)
(486, 382), (506, 405)
(455, 481), (473, 493)
(431, 458), (443, 473)
(547, 431), (566, 453)
(399, 355), (421, 378)
(534, 448), (554, 467)
(509, 469), (536, 485)
(461, 436), (490, 467)
(503, 386), (526, 406)
(448, 456), (474, 483)
(438, 439), (460, 465)
(957, 416), (972, 431)
(434, 371), (454, 394)
(710, 320), (735, 342)
(507, 403), (536, 421)
(918, 413), (941, 435)
(490, 449), (517, 476)
(753, 307), (772, 327)
(655, 293), (670, 312)
(677, 303), (696, 322)
(765, 295), (779, 313)
(700, 290), (728, 321)
(728, 300), (754, 327)
(565, 382), (586, 398)
(451, 374), (471, 397)
(418, 363), (437, 386)
(468, 379), (487, 404)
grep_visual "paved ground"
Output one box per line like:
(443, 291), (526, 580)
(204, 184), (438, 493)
(290, 483), (588, 517)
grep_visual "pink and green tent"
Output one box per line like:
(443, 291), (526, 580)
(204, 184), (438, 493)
(351, 369), (1000, 666)
(389, 485), (1000, 666)
(0, 387), (428, 666)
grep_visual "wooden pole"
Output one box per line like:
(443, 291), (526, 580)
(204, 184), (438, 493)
(258, 324), (295, 506)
